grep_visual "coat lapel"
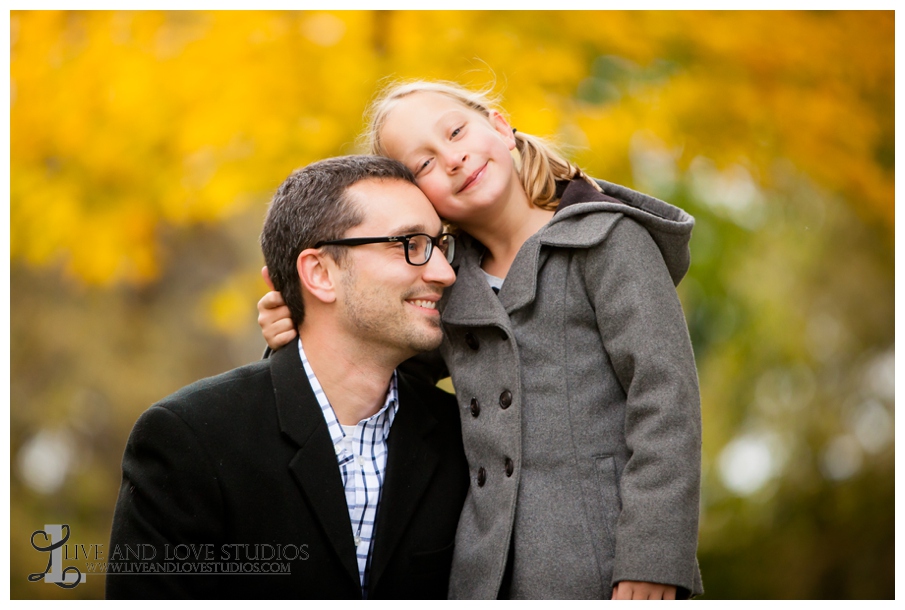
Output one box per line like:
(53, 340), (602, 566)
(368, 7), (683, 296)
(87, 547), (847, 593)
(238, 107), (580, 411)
(269, 344), (361, 594)
(497, 233), (546, 315)
(366, 373), (441, 590)
(441, 225), (548, 319)
(440, 233), (512, 329)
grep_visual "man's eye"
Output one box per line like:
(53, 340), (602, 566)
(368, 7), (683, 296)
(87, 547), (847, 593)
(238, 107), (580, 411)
(406, 237), (428, 255)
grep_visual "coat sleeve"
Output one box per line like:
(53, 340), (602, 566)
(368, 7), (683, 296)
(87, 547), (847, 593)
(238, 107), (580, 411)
(106, 404), (225, 599)
(582, 216), (703, 596)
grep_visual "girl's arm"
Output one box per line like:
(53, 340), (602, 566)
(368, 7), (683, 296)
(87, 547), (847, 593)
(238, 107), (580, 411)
(257, 266), (297, 351)
(584, 217), (702, 598)
(258, 289), (297, 351)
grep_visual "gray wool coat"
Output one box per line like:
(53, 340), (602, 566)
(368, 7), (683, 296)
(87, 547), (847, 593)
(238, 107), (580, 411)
(439, 178), (703, 599)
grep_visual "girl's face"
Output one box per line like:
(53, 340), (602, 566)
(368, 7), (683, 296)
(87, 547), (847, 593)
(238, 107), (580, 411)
(379, 91), (521, 224)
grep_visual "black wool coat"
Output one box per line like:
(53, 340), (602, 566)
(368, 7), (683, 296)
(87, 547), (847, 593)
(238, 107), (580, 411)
(107, 343), (469, 599)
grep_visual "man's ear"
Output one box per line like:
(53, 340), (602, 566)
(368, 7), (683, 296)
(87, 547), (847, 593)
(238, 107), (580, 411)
(297, 249), (337, 304)
(489, 110), (517, 151)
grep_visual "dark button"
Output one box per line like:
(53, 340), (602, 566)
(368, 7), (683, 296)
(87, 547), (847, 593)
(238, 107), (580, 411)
(465, 332), (479, 350)
(470, 398), (480, 418)
(477, 467), (487, 487)
(505, 457), (514, 477)
(499, 390), (513, 409)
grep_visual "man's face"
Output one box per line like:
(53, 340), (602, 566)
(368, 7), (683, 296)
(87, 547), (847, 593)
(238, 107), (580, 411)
(332, 178), (456, 359)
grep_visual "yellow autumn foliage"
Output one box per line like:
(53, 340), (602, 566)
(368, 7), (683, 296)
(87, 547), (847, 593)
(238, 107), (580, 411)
(11, 10), (893, 287)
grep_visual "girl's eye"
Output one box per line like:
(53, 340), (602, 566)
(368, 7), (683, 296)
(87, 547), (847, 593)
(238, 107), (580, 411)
(451, 126), (462, 138)
(414, 158), (432, 176)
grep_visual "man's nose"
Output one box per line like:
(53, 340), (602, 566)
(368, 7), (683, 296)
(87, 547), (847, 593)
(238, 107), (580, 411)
(422, 248), (457, 287)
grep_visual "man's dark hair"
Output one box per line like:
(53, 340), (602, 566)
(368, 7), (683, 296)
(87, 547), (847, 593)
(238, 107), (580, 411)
(261, 155), (416, 327)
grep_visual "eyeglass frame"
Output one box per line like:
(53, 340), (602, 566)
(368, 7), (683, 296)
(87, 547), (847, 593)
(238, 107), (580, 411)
(313, 232), (456, 267)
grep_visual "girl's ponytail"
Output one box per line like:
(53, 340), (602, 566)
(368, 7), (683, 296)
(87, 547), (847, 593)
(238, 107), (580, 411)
(513, 130), (586, 210)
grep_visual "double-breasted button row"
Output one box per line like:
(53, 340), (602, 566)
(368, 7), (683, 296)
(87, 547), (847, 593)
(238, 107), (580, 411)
(468, 392), (513, 417)
(476, 459), (515, 487)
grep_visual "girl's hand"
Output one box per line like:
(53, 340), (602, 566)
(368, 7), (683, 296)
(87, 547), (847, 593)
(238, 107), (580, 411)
(258, 267), (297, 350)
(611, 581), (677, 600)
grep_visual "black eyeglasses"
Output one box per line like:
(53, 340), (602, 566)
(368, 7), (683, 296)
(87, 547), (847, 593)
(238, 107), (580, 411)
(314, 232), (456, 267)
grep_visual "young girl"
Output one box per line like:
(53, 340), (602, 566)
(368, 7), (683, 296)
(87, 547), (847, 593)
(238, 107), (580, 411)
(258, 80), (703, 600)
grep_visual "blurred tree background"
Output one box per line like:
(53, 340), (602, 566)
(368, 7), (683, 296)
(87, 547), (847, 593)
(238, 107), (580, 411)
(9, 10), (893, 599)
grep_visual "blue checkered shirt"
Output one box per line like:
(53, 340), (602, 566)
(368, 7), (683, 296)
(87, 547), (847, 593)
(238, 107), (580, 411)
(297, 339), (398, 598)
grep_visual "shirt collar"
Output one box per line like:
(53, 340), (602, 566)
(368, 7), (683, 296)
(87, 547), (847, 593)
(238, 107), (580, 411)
(297, 338), (398, 454)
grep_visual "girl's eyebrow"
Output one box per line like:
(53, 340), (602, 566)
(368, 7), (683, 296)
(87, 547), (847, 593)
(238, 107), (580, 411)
(398, 109), (467, 162)
(436, 109), (466, 127)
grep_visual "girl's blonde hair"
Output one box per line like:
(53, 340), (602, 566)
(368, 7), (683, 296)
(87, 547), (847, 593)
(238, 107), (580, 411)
(363, 79), (596, 211)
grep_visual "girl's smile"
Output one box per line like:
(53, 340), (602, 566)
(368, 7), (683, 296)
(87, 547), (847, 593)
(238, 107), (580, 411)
(458, 162), (488, 194)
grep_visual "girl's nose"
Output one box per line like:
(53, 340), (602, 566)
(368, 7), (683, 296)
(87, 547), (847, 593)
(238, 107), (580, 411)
(442, 148), (467, 172)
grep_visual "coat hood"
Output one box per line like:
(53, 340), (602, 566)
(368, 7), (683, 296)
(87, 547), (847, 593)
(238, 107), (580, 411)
(543, 178), (694, 286)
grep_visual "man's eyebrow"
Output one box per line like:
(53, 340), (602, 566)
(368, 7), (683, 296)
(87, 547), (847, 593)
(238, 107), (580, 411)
(387, 223), (441, 236)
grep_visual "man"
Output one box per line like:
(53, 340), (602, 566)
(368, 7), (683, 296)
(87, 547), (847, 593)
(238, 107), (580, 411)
(107, 156), (468, 599)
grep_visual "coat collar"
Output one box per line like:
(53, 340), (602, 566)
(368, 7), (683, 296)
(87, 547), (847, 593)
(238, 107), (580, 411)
(441, 180), (625, 324)
(269, 344), (444, 596)
(440, 178), (694, 325)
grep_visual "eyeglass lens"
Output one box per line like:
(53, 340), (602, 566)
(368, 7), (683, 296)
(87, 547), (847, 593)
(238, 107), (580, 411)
(406, 234), (454, 265)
